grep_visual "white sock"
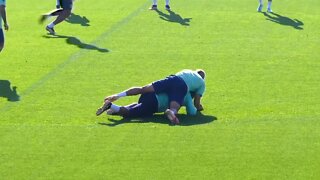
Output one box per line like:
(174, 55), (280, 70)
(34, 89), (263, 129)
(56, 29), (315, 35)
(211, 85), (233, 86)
(110, 104), (121, 113)
(153, 0), (157, 5)
(171, 109), (177, 114)
(165, 0), (170, 6)
(48, 22), (55, 28)
(117, 92), (127, 98)
(268, 1), (272, 8)
(259, 0), (263, 5)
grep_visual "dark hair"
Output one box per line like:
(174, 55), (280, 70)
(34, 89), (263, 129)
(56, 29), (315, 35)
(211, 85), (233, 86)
(196, 69), (205, 79)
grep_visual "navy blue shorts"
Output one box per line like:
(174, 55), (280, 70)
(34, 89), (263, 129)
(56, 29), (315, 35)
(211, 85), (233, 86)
(0, 29), (4, 45)
(152, 75), (187, 106)
(126, 92), (158, 118)
(59, 0), (73, 10)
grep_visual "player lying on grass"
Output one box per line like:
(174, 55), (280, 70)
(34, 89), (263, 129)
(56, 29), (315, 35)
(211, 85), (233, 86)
(39, 0), (74, 35)
(103, 91), (199, 124)
(96, 69), (206, 124)
(0, 0), (8, 52)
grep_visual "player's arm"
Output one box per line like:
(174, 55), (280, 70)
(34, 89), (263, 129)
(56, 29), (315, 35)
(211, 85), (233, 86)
(194, 94), (203, 111)
(184, 93), (197, 115)
(194, 83), (205, 111)
(0, 5), (8, 30)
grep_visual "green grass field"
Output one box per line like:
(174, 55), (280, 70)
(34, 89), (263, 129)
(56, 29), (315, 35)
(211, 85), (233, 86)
(1, 0), (320, 179)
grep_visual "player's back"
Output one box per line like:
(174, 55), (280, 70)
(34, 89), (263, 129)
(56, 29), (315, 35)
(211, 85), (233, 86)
(176, 69), (205, 95)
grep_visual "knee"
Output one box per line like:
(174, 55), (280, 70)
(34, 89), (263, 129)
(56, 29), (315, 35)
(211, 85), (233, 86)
(141, 85), (154, 93)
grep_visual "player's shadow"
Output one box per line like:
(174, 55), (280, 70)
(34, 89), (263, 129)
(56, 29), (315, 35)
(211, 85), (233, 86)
(263, 12), (304, 30)
(65, 13), (90, 26)
(0, 80), (20, 102)
(98, 113), (217, 127)
(155, 10), (192, 26)
(43, 35), (109, 53)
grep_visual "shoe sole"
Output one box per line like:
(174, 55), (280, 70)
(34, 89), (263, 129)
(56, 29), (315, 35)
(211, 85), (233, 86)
(165, 109), (179, 124)
(96, 102), (111, 116)
(46, 27), (55, 35)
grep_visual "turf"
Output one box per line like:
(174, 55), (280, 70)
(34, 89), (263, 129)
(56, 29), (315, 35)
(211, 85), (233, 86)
(1, 0), (320, 179)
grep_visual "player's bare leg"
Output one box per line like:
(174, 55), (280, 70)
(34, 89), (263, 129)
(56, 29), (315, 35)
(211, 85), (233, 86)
(105, 85), (155, 102)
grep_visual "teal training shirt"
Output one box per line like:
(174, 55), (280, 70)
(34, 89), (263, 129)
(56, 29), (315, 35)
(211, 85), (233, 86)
(0, 0), (5, 29)
(156, 93), (169, 113)
(176, 69), (205, 96)
(156, 92), (197, 115)
(183, 92), (197, 115)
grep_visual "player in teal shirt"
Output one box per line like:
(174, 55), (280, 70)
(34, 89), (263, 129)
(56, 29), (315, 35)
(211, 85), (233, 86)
(0, 0), (8, 52)
(175, 69), (206, 112)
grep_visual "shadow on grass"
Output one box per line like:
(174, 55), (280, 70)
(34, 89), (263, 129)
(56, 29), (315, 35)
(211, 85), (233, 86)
(65, 13), (90, 26)
(98, 112), (217, 127)
(155, 9), (192, 26)
(0, 80), (20, 102)
(43, 35), (109, 53)
(263, 12), (304, 30)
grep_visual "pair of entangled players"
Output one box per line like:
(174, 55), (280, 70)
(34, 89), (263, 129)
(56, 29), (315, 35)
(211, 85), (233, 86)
(96, 69), (206, 125)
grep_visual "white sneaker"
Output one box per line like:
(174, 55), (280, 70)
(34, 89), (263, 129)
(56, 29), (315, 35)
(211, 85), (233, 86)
(149, 5), (157, 10)
(267, 7), (273, 13)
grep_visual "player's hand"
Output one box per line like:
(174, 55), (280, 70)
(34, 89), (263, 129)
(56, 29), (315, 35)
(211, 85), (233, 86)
(4, 23), (8, 31)
(197, 104), (204, 111)
(104, 95), (119, 102)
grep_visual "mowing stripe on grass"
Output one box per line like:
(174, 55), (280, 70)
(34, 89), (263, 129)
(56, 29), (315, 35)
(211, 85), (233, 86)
(0, 1), (149, 112)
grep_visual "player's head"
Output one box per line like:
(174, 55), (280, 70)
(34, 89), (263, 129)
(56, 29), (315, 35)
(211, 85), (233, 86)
(196, 69), (206, 79)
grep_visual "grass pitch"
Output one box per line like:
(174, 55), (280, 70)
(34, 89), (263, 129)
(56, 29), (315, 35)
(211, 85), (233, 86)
(1, 0), (320, 179)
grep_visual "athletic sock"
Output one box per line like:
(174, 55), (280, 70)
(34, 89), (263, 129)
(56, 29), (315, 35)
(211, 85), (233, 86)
(153, 0), (157, 5)
(268, 1), (272, 8)
(48, 22), (55, 28)
(56, 0), (61, 8)
(171, 109), (177, 114)
(110, 104), (121, 113)
(259, 0), (263, 5)
(165, 0), (170, 6)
